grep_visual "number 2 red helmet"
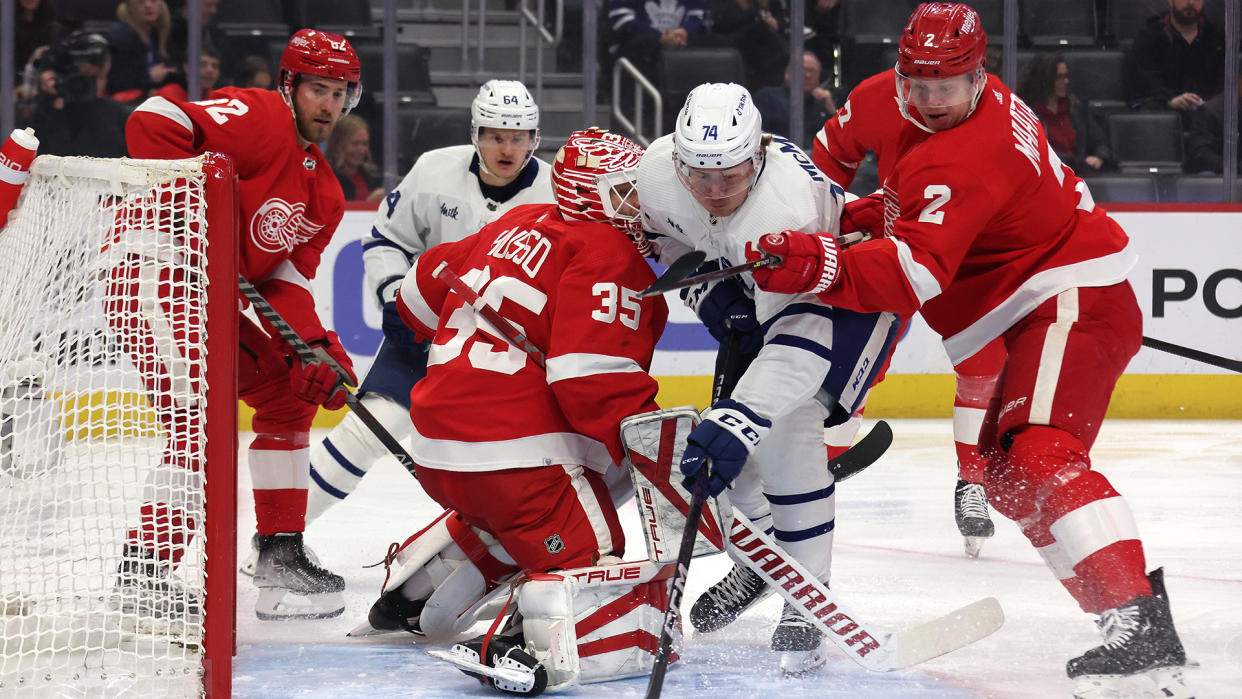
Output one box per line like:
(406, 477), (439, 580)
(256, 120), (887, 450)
(279, 28), (363, 112)
(897, 3), (987, 79)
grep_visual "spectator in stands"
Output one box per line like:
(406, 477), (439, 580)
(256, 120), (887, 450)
(326, 115), (385, 202)
(15, 0), (60, 84)
(752, 50), (836, 148)
(1184, 71), (1242, 174)
(1123, 0), (1224, 113)
(167, 0), (231, 84)
(107, 0), (175, 103)
(805, 0), (840, 77)
(21, 32), (129, 159)
(236, 56), (274, 90)
(607, 0), (707, 88)
(703, 0), (788, 90)
(153, 43), (221, 102)
(1017, 52), (1113, 174)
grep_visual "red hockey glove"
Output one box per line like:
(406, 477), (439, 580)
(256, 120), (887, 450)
(840, 191), (885, 235)
(748, 231), (841, 295)
(290, 330), (357, 410)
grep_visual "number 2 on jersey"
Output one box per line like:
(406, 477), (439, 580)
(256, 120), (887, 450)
(918, 184), (951, 224)
(194, 97), (250, 125)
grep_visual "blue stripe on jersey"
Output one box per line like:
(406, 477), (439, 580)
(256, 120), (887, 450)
(775, 519), (836, 543)
(765, 483), (835, 505)
(768, 333), (833, 362)
(760, 302), (834, 335)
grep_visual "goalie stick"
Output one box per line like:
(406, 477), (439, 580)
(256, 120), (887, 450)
(728, 509), (1004, 671)
(237, 275), (419, 476)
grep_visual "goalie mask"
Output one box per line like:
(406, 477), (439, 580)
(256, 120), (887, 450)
(895, 3), (987, 133)
(553, 128), (649, 252)
(279, 28), (362, 113)
(672, 83), (764, 204)
(471, 80), (541, 174)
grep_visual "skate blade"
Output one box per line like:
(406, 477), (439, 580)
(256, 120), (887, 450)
(1072, 664), (1195, 699)
(255, 588), (345, 620)
(345, 620), (417, 638)
(427, 648), (538, 694)
(963, 536), (986, 558)
(779, 641), (827, 676)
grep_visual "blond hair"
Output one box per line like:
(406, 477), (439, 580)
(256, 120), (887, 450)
(326, 114), (377, 175)
(117, 0), (171, 59)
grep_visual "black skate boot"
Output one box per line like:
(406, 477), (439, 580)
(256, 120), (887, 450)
(113, 544), (201, 621)
(771, 601), (826, 675)
(954, 478), (994, 558)
(1066, 568), (1192, 698)
(253, 532), (345, 620)
(441, 633), (548, 696)
(689, 563), (770, 633)
(365, 586), (427, 634)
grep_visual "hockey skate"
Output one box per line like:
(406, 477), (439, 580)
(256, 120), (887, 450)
(689, 563), (771, 633)
(112, 544), (202, 640)
(252, 532), (345, 620)
(771, 601), (826, 675)
(432, 633), (548, 696)
(239, 532), (323, 577)
(954, 478), (994, 558)
(354, 587), (427, 636)
(1067, 569), (1193, 699)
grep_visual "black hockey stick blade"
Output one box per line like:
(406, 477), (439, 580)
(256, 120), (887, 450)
(829, 419), (893, 482)
(639, 250), (706, 298)
(638, 252), (782, 298)
(1142, 336), (1242, 374)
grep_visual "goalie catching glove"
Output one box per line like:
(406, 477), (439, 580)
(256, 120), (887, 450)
(747, 230), (841, 296)
(679, 399), (771, 496)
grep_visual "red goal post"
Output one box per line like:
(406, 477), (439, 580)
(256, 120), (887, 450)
(0, 153), (237, 697)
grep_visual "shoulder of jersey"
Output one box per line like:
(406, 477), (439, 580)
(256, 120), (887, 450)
(636, 135), (678, 208)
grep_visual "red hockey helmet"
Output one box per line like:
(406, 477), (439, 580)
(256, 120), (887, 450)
(897, 3), (987, 79)
(553, 128), (650, 251)
(279, 29), (362, 112)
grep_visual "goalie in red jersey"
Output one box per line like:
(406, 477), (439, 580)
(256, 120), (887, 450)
(112, 28), (360, 620)
(749, 4), (1193, 697)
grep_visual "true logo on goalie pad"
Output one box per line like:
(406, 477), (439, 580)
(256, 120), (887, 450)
(544, 534), (565, 555)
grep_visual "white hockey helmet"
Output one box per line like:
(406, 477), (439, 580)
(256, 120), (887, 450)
(672, 82), (764, 200)
(470, 79), (541, 168)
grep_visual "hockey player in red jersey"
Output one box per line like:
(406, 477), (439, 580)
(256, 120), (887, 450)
(353, 129), (671, 694)
(749, 4), (1192, 697)
(114, 28), (360, 620)
(810, 15), (1003, 558)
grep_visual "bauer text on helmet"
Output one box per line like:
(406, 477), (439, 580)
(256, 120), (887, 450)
(673, 83), (764, 216)
(472, 80), (541, 181)
(894, 3), (988, 133)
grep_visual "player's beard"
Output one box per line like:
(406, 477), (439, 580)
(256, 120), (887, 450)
(295, 106), (336, 145)
(1172, 4), (1202, 24)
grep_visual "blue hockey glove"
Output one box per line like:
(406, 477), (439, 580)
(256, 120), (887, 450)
(382, 300), (421, 347)
(681, 276), (762, 354)
(679, 399), (772, 497)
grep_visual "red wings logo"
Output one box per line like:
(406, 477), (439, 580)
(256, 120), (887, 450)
(249, 198), (325, 253)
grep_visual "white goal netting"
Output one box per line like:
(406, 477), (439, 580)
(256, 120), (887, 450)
(0, 155), (230, 697)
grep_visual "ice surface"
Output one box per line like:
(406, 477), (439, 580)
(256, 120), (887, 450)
(233, 419), (1242, 698)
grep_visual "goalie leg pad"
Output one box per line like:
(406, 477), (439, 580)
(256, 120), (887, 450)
(519, 560), (679, 690)
(620, 407), (731, 563)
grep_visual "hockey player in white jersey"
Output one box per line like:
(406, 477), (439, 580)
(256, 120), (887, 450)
(239, 80), (554, 575)
(636, 82), (900, 674)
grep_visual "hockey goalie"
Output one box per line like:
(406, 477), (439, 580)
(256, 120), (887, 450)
(351, 129), (689, 694)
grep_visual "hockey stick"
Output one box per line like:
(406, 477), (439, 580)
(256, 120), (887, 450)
(645, 328), (748, 699)
(1142, 336), (1242, 374)
(728, 510), (1004, 671)
(829, 419), (893, 482)
(432, 262), (546, 369)
(237, 275), (419, 476)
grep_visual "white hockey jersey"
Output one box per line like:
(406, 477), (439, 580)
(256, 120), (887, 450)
(362, 144), (554, 305)
(637, 135), (860, 422)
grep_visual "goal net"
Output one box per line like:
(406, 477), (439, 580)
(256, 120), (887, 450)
(0, 154), (236, 697)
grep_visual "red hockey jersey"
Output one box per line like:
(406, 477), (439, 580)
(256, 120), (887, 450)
(812, 69), (925, 188)
(815, 73), (1138, 364)
(125, 87), (344, 286)
(396, 203), (667, 473)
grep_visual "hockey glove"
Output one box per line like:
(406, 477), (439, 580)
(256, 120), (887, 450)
(289, 330), (357, 410)
(679, 399), (771, 497)
(748, 231), (841, 295)
(382, 300), (422, 347)
(840, 191), (885, 235)
(681, 277), (762, 355)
